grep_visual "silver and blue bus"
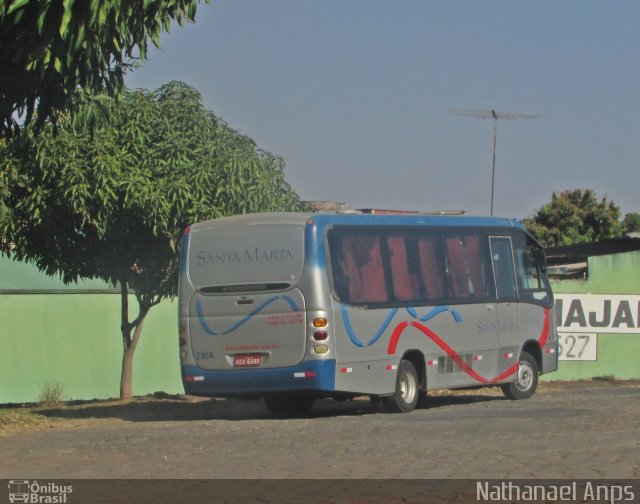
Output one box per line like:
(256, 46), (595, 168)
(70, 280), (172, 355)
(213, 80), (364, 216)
(178, 211), (558, 417)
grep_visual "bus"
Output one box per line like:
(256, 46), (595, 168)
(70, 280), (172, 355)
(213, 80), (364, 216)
(178, 210), (558, 417)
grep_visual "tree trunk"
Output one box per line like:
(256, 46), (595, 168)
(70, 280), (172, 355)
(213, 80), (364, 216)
(119, 279), (148, 401)
(120, 342), (135, 400)
(119, 315), (146, 400)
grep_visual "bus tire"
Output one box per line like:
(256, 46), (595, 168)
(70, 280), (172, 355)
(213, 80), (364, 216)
(383, 360), (419, 413)
(264, 394), (315, 418)
(501, 351), (539, 400)
(416, 389), (429, 409)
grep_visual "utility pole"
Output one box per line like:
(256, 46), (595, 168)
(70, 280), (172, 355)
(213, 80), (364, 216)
(448, 109), (537, 216)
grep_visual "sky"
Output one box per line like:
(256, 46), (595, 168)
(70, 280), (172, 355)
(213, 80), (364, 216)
(125, 0), (640, 220)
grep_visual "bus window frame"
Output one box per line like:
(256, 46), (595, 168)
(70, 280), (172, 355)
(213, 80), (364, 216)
(489, 235), (520, 303)
(325, 225), (499, 310)
(511, 232), (554, 308)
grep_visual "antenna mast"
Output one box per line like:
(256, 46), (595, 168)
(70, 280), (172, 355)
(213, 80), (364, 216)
(448, 109), (537, 216)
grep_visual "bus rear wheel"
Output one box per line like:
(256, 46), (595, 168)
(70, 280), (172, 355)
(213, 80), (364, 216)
(383, 360), (419, 413)
(264, 394), (315, 418)
(501, 351), (539, 400)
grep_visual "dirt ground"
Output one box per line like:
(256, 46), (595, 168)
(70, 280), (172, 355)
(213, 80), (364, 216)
(1, 378), (639, 488)
(1, 378), (635, 436)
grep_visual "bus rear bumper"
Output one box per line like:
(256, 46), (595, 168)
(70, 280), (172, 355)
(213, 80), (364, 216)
(181, 359), (336, 396)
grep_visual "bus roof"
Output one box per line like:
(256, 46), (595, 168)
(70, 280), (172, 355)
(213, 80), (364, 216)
(189, 211), (525, 232)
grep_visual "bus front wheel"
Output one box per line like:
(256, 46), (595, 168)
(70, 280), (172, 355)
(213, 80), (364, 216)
(501, 351), (539, 400)
(383, 360), (419, 413)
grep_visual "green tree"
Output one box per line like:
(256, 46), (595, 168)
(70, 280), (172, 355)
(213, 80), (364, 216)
(0, 0), (209, 136)
(524, 189), (625, 248)
(623, 212), (640, 234)
(0, 81), (306, 399)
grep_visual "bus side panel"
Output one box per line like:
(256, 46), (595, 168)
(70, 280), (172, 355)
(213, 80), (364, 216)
(332, 301), (397, 395)
(517, 303), (558, 374)
(494, 302), (524, 383)
(332, 302), (507, 394)
(542, 304), (559, 373)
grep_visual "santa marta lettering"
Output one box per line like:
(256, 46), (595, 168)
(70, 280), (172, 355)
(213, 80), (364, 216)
(196, 248), (295, 266)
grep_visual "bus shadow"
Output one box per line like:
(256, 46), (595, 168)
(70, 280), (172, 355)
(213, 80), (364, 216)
(36, 392), (505, 423)
(420, 393), (506, 409)
(36, 396), (272, 423)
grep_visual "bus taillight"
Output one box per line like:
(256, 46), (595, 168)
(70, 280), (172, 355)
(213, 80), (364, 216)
(313, 331), (328, 341)
(312, 318), (328, 328)
(313, 345), (329, 355)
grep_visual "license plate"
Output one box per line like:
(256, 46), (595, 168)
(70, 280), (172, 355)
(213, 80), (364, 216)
(233, 354), (262, 367)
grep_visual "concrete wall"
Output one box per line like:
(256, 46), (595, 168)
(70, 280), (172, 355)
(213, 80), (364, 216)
(1, 250), (639, 403)
(1, 256), (183, 403)
(0, 293), (183, 403)
(546, 250), (640, 381)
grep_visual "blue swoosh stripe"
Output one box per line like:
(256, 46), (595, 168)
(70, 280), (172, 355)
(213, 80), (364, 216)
(196, 295), (300, 336)
(341, 303), (364, 347)
(367, 308), (398, 346)
(341, 304), (462, 348)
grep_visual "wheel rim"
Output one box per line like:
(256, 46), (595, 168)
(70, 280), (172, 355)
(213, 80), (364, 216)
(515, 360), (533, 392)
(400, 371), (417, 404)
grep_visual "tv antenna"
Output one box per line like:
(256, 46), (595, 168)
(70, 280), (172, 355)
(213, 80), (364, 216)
(448, 109), (537, 216)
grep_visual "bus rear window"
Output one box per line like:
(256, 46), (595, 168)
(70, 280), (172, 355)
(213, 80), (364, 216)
(187, 224), (305, 291)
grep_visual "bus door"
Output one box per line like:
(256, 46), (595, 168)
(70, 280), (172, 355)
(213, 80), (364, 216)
(431, 231), (499, 388)
(489, 236), (521, 378)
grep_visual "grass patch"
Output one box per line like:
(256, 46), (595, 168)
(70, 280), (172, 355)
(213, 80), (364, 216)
(592, 375), (617, 381)
(0, 406), (58, 434)
(38, 380), (65, 407)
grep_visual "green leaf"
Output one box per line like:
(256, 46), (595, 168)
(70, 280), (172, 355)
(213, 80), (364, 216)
(6, 0), (30, 16)
(59, 0), (75, 38)
(37, 2), (51, 34)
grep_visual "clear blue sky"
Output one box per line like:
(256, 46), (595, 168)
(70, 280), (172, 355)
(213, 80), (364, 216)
(125, 0), (640, 219)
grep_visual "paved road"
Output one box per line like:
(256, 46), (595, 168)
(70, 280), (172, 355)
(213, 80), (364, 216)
(1, 381), (639, 479)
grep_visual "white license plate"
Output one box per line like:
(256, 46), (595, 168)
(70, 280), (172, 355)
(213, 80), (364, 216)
(233, 354), (262, 367)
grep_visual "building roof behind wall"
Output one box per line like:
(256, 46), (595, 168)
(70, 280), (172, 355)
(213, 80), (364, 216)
(545, 237), (640, 280)
(546, 237), (640, 266)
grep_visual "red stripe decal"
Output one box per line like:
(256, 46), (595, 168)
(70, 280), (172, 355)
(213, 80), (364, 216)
(388, 322), (488, 384)
(491, 363), (519, 383)
(386, 307), (551, 385)
(538, 308), (550, 348)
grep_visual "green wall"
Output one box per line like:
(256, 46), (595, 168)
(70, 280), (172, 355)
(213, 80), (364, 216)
(545, 251), (640, 381)
(0, 293), (182, 403)
(1, 255), (183, 403)
(551, 251), (640, 295)
(1, 251), (639, 403)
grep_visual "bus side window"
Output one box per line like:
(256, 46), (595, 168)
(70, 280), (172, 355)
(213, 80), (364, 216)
(387, 236), (419, 302)
(330, 243), (351, 302)
(444, 233), (491, 301)
(341, 234), (388, 304)
(416, 236), (445, 300)
(513, 234), (551, 305)
(464, 235), (490, 298)
(490, 237), (518, 300)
